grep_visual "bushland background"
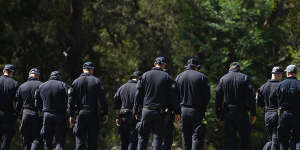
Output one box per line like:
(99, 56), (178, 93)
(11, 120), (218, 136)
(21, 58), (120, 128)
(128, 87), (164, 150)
(0, 0), (299, 149)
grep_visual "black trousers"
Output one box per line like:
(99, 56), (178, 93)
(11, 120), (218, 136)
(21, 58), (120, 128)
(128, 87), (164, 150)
(181, 107), (206, 150)
(262, 111), (278, 150)
(223, 111), (251, 150)
(119, 114), (138, 150)
(20, 109), (42, 150)
(162, 113), (174, 150)
(41, 112), (66, 150)
(137, 108), (163, 150)
(0, 111), (16, 150)
(278, 111), (300, 150)
(74, 110), (99, 150)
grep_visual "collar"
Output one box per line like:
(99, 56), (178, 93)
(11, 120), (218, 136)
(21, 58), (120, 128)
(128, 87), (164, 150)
(128, 79), (138, 83)
(287, 76), (297, 80)
(229, 68), (241, 72)
(80, 73), (91, 77)
(48, 76), (60, 81)
(269, 79), (280, 82)
(152, 67), (163, 71)
(28, 77), (39, 81)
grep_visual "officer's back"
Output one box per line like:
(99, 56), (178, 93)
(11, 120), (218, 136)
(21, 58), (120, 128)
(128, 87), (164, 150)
(0, 65), (18, 113)
(37, 71), (67, 113)
(176, 59), (210, 110)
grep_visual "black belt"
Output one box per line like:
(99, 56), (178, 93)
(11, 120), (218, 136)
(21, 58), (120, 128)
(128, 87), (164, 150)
(265, 107), (278, 112)
(120, 108), (132, 115)
(143, 105), (162, 111)
(79, 105), (91, 110)
(23, 106), (35, 111)
(225, 105), (246, 112)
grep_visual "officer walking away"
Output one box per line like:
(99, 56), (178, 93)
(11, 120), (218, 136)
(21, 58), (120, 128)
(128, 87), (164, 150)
(114, 71), (142, 150)
(176, 58), (210, 150)
(0, 64), (18, 150)
(277, 65), (300, 150)
(68, 62), (109, 150)
(161, 69), (180, 150)
(134, 57), (180, 150)
(35, 71), (69, 150)
(257, 66), (283, 150)
(215, 62), (256, 150)
(16, 68), (43, 150)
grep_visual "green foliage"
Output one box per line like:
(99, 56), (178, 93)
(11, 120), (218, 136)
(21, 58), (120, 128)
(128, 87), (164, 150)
(0, 0), (299, 149)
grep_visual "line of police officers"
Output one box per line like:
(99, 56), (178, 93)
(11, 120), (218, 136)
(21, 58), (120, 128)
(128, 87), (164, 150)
(0, 57), (299, 150)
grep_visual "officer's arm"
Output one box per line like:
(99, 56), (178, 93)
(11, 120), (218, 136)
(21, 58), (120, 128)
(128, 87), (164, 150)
(114, 88), (122, 118)
(67, 84), (76, 117)
(215, 79), (224, 119)
(203, 77), (211, 112)
(256, 87), (265, 107)
(34, 88), (42, 112)
(133, 78), (145, 115)
(169, 78), (181, 115)
(98, 81), (108, 115)
(15, 87), (23, 116)
(246, 77), (256, 116)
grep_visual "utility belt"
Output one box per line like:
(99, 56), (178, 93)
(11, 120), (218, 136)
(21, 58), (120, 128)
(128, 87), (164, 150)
(120, 108), (132, 115)
(225, 104), (247, 112)
(23, 106), (35, 111)
(79, 105), (92, 111)
(143, 105), (162, 111)
(265, 107), (278, 112)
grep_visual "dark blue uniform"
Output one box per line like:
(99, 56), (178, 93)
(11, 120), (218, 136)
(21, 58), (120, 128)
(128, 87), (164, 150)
(176, 66), (210, 150)
(134, 67), (178, 150)
(257, 79), (281, 150)
(35, 75), (69, 150)
(276, 76), (300, 150)
(68, 73), (108, 150)
(216, 68), (256, 150)
(0, 75), (18, 150)
(114, 79), (139, 150)
(16, 77), (43, 150)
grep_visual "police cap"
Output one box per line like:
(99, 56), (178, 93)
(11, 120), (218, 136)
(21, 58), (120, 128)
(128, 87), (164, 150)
(271, 66), (283, 74)
(3, 64), (15, 72)
(187, 58), (200, 68)
(285, 65), (297, 73)
(154, 57), (167, 65)
(29, 68), (40, 75)
(83, 61), (95, 69)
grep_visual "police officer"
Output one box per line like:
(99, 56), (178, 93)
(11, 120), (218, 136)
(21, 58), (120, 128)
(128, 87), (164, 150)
(134, 57), (180, 150)
(35, 71), (69, 150)
(161, 69), (179, 150)
(257, 66), (283, 150)
(277, 65), (300, 150)
(68, 62), (108, 150)
(16, 68), (43, 150)
(114, 71), (142, 150)
(176, 58), (210, 150)
(216, 62), (256, 150)
(0, 64), (18, 150)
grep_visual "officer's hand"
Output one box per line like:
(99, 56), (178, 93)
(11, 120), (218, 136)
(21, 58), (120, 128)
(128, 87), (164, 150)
(250, 116), (256, 125)
(103, 115), (109, 124)
(217, 118), (223, 126)
(69, 117), (75, 127)
(116, 119), (120, 126)
(175, 114), (181, 123)
(135, 114), (139, 120)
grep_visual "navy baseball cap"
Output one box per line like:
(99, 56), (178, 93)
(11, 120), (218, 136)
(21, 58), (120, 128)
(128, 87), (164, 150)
(3, 64), (15, 72)
(271, 66), (283, 74)
(29, 68), (40, 75)
(187, 58), (200, 68)
(154, 57), (167, 65)
(131, 71), (142, 79)
(285, 65), (297, 73)
(50, 71), (61, 77)
(230, 62), (240, 68)
(83, 61), (95, 69)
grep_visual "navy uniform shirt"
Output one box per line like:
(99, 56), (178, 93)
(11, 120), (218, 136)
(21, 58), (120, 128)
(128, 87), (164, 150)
(16, 77), (43, 114)
(256, 79), (280, 109)
(68, 73), (108, 117)
(276, 76), (300, 113)
(0, 75), (18, 113)
(216, 68), (256, 118)
(176, 66), (210, 113)
(114, 79), (138, 110)
(35, 76), (69, 114)
(134, 67), (176, 114)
